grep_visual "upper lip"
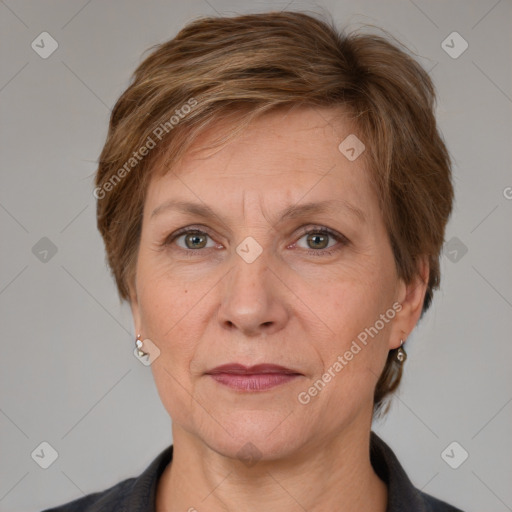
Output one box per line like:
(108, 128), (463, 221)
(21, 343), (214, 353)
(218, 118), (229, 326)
(206, 363), (302, 375)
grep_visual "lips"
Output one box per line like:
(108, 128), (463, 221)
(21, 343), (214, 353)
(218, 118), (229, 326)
(205, 363), (302, 392)
(206, 363), (301, 375)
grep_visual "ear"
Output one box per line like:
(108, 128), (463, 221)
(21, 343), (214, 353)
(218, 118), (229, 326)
(388, 256), (429, 350)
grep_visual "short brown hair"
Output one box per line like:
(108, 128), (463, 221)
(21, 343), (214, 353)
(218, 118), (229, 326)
(95, 11), (453, 415)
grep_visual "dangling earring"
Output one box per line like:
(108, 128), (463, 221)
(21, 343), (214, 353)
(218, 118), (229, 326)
(395, 339), (407, 363)
(135, 334), (149, 358)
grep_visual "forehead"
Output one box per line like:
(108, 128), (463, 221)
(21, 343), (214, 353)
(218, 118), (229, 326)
(145, 106), (376, 219)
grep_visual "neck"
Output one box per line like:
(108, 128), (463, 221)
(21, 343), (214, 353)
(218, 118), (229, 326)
(156, 423), (387, 512)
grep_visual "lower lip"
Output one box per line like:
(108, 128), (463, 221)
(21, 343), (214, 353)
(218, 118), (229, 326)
(208, 373), (300, 391)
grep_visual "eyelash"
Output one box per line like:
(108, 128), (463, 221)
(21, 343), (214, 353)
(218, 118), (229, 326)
(162, 225), (348, 257)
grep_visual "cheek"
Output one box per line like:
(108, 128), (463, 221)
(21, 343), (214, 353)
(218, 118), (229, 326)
(135, 254), (218, 383)
(318, 260), (391, 331)
(310, 270), (395, 392)
(300, 307), (391, 424)
(138, 276), (203, 426)
(136, 251), (201, 335)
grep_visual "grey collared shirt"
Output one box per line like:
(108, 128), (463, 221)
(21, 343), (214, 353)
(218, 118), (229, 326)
(42, 432), (464, 511)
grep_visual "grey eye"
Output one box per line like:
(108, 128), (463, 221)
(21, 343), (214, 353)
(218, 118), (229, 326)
(296, 230), (338, 251)
(175, 231), (214, 250)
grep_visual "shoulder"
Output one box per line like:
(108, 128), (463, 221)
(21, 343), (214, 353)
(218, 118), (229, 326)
(370, 431), (466, 512)
(418, 489), (465, 512)
(40, 443), (174, 512)
(40, 478), (135, 512)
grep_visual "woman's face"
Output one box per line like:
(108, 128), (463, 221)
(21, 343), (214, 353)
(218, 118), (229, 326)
(130, 106), (424, 460)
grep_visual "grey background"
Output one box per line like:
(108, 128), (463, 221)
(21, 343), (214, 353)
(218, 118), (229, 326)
(1, 0), (511, 511)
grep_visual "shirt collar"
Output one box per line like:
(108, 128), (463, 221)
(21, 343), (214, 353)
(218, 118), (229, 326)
(370, 431), (431, 511)
(119, 443), (173, 512)
(123, 432), (429, 512)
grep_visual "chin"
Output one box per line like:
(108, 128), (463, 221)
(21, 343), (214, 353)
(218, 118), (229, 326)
(197, 408), (308, 463)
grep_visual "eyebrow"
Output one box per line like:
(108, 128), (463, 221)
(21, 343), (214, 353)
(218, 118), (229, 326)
(150, 198), (366, 225)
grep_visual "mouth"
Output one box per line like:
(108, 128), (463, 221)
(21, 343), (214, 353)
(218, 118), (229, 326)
(205, 363), (303, 392)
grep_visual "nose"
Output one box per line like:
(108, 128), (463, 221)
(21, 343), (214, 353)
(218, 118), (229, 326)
(217, 251), (290, 337)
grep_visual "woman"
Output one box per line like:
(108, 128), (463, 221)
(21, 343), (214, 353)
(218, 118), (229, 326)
(44, 10), (463, 512)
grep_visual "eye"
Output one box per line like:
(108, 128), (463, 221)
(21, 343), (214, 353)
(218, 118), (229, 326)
(294, 227), (347, 256)
(169, 228), (217, 252)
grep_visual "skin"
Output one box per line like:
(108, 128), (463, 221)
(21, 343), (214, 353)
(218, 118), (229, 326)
(129, 106), (428, 512)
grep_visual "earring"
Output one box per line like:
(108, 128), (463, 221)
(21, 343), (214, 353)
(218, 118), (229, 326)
(135, 334), (149, 358)
(395, 339), (407, 363)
